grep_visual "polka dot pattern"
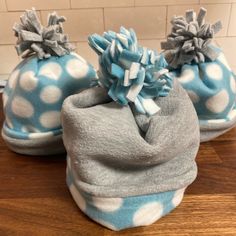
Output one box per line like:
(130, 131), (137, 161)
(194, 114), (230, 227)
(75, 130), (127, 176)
(67, 168), (185, 231)
(39, 111), (61, 129)
(96, 219), (118, 231)
(92, 197), (123, 212)
(230, 75), (236, 93)
(178, 68), (195, 83)
(206, 89), (229, 114)
(133, 202), (163, 226)
(206, 63), (223, 80)
(38, 62), (62, 80)
(40, 86), (62, 104)
(3, 52), (96, 141)
(172, 188), (185, 207)
(8, 69), (19, 89)
(227, 109), (236, 120)
(20, 71), (38, 91)
(69, 184), (86, 212)
(66, 59), (89, 78)
(11, 96), (34, 118)
(177, 52), (236, 123)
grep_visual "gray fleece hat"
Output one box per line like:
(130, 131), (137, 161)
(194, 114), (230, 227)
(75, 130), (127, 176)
(62, 27), (199, 231)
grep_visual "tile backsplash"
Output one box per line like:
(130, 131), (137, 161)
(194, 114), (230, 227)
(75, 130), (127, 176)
(0, 0), (235, 78)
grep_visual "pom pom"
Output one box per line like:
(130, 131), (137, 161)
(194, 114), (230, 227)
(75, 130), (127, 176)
(161, 7), (222, 68)
(13, 8), (74, 59)
(88, 27), (173, 116)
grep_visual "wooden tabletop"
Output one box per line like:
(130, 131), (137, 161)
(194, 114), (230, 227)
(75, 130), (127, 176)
(0, 100), (236, 236)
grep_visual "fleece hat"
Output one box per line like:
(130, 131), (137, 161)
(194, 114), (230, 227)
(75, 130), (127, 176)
(2, 9), (97, 155)
(62, 27), (199, 231)
(161, 7), (236, 142)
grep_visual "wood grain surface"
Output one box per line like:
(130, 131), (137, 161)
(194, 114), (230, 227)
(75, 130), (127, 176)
(0, 99), (235, 236)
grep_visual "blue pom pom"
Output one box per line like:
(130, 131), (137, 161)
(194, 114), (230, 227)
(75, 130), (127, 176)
(88, 27), (173, 116)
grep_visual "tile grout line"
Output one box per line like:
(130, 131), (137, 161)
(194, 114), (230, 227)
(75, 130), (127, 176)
(4, 0), (8, 11)
(4, 2), (236, 12)
(226, 3), (233, 37)
(165, 5), (168, 37)
(102, 7), (106, 32)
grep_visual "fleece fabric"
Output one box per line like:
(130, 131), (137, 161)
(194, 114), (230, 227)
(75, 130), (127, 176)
(2, 53), (97, 155)
(62, 78), (199, 230)
(66, 156), (186, 231)
(172, 53), (236, 142)
(161, 7), (236, 142)
(2, 9), (97, 155)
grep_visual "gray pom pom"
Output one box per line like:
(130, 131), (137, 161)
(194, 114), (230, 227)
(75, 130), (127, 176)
(161, 7), (222, 68)
(13, 8), (74, 59)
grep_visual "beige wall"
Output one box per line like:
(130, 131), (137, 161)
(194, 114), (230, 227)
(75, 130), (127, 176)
(0, 0), (236, 80)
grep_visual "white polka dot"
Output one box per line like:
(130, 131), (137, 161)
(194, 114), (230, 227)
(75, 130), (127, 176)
(228, 109), (236, 120)
(39, 111), (61, 128)
(2, 93), (8, 107)
(69, 184), (86, 212)
(230, 75), (236, 93)
(208, 119), (226, 124)
(217, 53), (231, 71)
(38, 62), (62, 80)
(21, 125), (40, 133)
(133, 202), (163, 226)
(29, 131), (54, 139)
(206, 90), (229, 113)
(40, 86), (62, 104)
(8, 69), (20, 89)
(5, 116), (13, 129)
(92, 197), (123, 212)
(179, 68), (195, 83)
(95, 219), (118, 231)
(172, 188), (185, 207)
(66, 59), (89, 78)
(11, 96), (34, 118)
(19, 71), (38, 91)
(206, 63), (223, 80)
(187, 90), (200, 103)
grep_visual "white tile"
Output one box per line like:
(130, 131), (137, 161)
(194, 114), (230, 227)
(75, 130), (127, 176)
(6, 0), (70, 11)
(76, 42), (98, 69)
(0, 45), (20, 74)
(228, 4), (236, 36)
(41, 9), (104, 42)
(136, 0), (198, 6)
(104, 6), (167, 39)
(71, 0), (134, 8)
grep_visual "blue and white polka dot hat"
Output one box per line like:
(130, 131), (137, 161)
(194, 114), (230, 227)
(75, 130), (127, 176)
(161, 7), (236, 142)
(2, 9), (97, 155)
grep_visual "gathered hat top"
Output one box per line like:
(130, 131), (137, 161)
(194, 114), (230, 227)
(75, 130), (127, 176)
(161, 7), (222, 69)
(88, 26), (173, 116)
(13, 8), (74, 59)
